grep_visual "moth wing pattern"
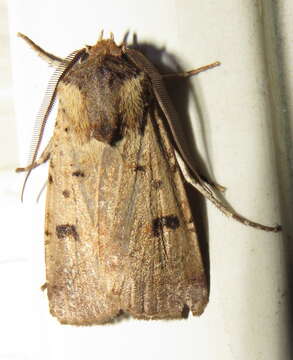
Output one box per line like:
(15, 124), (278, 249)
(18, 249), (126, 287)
(17, 32), (281, 326)
(44, 73), (207, 325)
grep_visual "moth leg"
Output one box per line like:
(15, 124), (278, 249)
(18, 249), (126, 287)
(16, 141), (52, 173)
(198, 174), (226, 193)
(175, 150), (281, 232)
(18, 32), (67, 68)
(36, 180), (48, 203)
(162, 61), (221, 79)
(40, 282), (48, 291)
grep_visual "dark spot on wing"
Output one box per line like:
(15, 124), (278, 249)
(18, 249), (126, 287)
(153, 180), (163, 189)
(49, 284), (65, 296)
(72, 170), (85, 177)
(48, 174), (53, 184)
(164, 215), (180, 229)
(181, 304), (190, 319)
(62, 108), (66, 114)
(135, 165), (145, 172)
(56, 224), (79, 241)
(138, 109), (147, 135)
(64, 127), (69, 132)
(171, 164), (178, 173)
(152, 215), (180, 237)
(62, 190), (70, 198)
(45, 230), (51, 236)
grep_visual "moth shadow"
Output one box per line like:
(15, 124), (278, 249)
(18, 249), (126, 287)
(107, 306), (191, 326)
(129, 38), (215, 291)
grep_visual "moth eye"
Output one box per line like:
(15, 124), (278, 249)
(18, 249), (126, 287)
(79, 51), (89, 63)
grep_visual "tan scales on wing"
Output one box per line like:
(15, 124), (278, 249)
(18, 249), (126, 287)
(44, 66), (207, 324)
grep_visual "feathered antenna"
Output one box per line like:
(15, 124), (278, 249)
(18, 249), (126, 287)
(98, 29), (104, 41)
(19, 48), (86, 201)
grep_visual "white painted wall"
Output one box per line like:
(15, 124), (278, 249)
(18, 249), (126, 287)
(2, 0), (291, 359)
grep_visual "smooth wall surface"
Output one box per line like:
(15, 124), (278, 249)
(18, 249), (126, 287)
(2, 0), (292, 359)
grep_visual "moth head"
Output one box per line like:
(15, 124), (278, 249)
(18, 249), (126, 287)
(90, 30), (123, 57)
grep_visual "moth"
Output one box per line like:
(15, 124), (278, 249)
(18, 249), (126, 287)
(16, 31), (281, 325)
